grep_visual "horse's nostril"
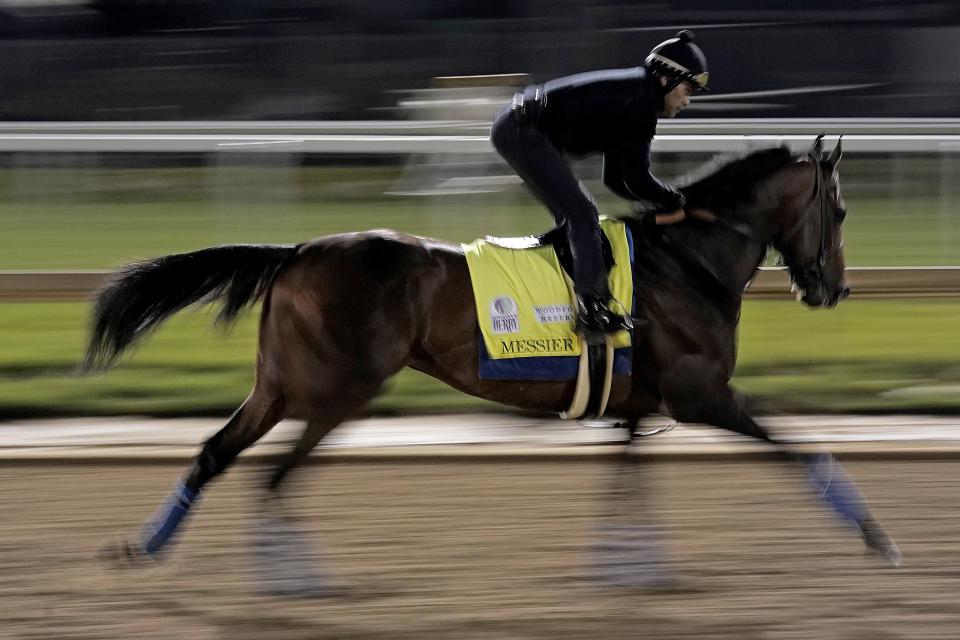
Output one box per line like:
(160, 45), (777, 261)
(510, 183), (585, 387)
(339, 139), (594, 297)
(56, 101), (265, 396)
(840, 286), (851, 300)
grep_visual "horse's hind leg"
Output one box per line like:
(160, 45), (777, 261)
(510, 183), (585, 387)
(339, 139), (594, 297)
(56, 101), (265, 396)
(589, 421), (677, 588)
(249, 379), (387, 596)
(250, 418), (349, 597)
(99, 389), (284, 564)
(184, 390), (285, 493)
(242, 253), (419, 593)
(660, 356), (901, 566)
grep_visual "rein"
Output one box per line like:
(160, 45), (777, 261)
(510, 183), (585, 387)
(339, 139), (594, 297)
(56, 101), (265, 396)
(686, 207), (764, 242)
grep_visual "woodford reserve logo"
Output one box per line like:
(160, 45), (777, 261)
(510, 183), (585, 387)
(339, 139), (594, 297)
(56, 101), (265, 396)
(489, 296), (519, 334)
(533, 303), (573, 324)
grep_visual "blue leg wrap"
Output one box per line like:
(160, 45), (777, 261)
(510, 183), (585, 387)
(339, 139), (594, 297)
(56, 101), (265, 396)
(141, 480), (200, 556)
(804, 452), (868, 528)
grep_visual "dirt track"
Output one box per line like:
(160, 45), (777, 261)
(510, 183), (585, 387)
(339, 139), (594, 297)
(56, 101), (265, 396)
(2, 457), (958, 639)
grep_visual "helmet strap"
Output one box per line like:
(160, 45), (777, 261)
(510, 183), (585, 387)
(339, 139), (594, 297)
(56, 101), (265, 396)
(648, 63), (683, 97)
(649, 68), (679, 111)
(662, 76), (683, 95)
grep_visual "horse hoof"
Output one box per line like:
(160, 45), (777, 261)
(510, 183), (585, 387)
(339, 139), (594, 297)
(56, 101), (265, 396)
(867, 538), (902, 568)
(587, 565), (678, 590)
(881, 542), (903, 567)
(96, 534), (155, 568)
(861, 518), (902, 567)
(250, 516), (339, 597)
(587, 523), (677, 589)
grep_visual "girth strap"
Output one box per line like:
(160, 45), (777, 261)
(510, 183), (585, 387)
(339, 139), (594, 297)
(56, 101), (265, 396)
(560, 333), (615, 420)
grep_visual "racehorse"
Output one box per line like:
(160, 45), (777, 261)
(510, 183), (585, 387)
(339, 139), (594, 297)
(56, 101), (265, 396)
(86, 136), (901, 583)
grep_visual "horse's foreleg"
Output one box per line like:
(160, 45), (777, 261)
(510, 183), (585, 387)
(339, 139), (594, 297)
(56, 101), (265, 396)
(717, 411), (899, 565)
(660, 360), (900, 566)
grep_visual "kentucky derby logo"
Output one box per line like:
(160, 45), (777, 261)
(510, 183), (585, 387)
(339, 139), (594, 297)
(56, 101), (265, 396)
(489, 296), (520, 334)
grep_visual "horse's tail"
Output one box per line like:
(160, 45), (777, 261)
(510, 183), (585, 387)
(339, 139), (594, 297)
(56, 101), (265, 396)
(83, 243), (298, 370)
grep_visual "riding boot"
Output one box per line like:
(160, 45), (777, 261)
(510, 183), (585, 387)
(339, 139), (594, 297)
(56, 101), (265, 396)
(576, 292), (632, 345)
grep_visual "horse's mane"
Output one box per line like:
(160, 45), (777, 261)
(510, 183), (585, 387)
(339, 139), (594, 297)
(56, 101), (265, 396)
(675, 145), (796, 210)
(626, 145), (798, 318)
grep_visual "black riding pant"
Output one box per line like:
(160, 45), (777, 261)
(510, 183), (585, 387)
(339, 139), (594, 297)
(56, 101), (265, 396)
(490, 106), (608, 297)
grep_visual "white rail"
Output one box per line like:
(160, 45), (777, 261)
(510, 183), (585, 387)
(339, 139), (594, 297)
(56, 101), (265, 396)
(0, 119), (959, 154)
(2, 118), (960, 135)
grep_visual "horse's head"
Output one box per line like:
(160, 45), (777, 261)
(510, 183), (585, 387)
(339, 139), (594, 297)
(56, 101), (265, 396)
(773, 136), (849, 308)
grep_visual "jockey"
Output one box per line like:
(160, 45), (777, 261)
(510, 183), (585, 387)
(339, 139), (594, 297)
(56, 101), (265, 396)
(490, 30), (709, 342)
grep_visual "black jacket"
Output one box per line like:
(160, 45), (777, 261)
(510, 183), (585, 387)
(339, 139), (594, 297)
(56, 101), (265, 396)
(535, 66), (684, 211)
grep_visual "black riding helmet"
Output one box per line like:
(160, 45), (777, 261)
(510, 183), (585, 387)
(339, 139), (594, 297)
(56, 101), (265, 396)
(644, 29), (709, 94)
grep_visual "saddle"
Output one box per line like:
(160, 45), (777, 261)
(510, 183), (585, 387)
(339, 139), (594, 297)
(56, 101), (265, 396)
(482, 221), (626, 421)
(485, 221), (618, 283)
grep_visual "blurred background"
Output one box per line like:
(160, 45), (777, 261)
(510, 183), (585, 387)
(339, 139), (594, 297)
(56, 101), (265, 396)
(3, 8), (960, 637)
(1, 0), (959, 417)
(1, 0), (959, 120)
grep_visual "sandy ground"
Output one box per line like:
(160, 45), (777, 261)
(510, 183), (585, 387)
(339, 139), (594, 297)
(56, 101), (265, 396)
(2, 455), (958, 640)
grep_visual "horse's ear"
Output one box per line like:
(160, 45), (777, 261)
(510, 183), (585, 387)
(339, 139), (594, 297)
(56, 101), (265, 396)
(827, 136), (843, 170)
(811, 133), (825, 157)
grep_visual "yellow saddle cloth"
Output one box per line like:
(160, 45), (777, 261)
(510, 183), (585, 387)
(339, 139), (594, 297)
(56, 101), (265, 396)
(462, 218), (633, 378)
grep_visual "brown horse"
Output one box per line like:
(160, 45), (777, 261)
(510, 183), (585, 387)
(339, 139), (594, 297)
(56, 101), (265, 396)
(87, 136), (900, 581)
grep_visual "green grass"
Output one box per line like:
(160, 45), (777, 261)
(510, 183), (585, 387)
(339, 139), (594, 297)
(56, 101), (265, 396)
(0, 166), (549, 269)
(838, 197), (960, 266)
(0, 164), (959, 268)
(736, 300), (960, 412)
(1, 299), (958, 418)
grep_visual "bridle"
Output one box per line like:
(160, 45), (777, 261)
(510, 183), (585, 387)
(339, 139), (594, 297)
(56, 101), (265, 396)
(683, 139), (840, 300)
(778, 145), (839, 295)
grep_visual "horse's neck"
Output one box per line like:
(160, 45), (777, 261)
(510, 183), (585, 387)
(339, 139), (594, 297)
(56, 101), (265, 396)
(667, 215), (769, 297)
(667, 163), (807, 297)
